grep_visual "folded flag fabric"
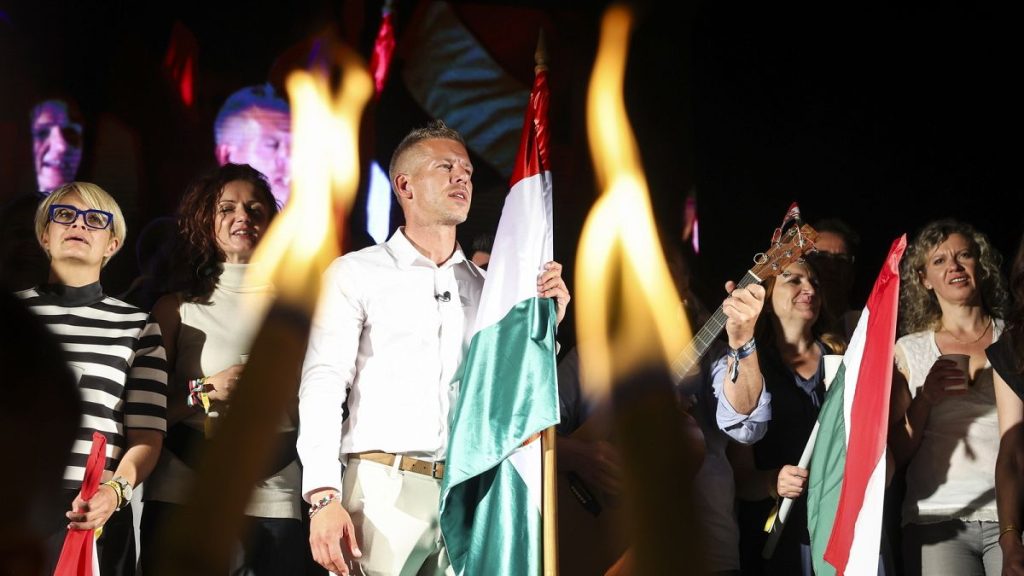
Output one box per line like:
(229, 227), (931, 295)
(55, 430), (107, 576)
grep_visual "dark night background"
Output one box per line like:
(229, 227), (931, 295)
(1, 1), (1016, 349)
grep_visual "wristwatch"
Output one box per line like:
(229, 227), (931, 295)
(103, 476), (133, 511)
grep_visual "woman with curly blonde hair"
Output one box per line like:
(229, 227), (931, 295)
(889, 218), (1009, 576)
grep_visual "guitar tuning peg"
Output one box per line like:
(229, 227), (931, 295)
(783, 202), (802, 225)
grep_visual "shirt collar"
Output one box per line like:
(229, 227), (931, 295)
(36, 281), (105, 307)
(387, 227), (467, 269)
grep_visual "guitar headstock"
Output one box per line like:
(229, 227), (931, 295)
(750, 221), (819, 282)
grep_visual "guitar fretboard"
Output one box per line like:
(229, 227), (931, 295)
(671, 270), (762, 384)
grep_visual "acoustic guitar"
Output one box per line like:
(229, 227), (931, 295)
(557, 210), (818, 576)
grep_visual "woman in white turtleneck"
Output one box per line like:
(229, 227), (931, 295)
(139, 163), (304, 574)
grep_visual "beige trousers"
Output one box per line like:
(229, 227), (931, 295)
(342, 457), (455, 576)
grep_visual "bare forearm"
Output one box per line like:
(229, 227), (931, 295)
(891, 394), (930, 469)
(115, 429), (163, 486)
(166, 384), (196, 425)
(736, 466), (778, 501)
(723, 352), (763, 415)
(997, 428), (1024, 535)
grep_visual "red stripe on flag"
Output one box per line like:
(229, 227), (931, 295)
(824, 235), (906, 573)
(510, 69), (550, 185)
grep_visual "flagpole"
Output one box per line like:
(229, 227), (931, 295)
(763, 420), (821, 557)
(532, 28), (560, 576)
(542, 426), (559, 575)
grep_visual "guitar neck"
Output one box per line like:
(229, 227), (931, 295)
(670, 270), (763, 384)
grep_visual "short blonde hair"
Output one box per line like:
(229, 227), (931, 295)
(36, 182), (126, 267)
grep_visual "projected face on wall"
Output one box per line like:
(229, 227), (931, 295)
(214, 85), (292, 208)
(31, 99), (84, 194)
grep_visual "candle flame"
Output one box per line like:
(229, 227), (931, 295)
(576, 4), (690, 396)
(246, 45), (373, 310)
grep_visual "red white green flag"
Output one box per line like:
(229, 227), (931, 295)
(439, 66), (558, 575)
(807, 235), (906, 575)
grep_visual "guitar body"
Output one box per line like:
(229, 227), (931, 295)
(556, 403), (707, 575)
(556, 419), (631, 576)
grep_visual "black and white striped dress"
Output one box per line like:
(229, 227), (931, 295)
(18, 282), (167, 488)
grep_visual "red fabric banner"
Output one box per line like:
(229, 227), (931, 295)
(54, 431), (107, 576)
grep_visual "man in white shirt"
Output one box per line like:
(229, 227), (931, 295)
(298, 120), (570, 575)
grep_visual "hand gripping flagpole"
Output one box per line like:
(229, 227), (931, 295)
(762, 354), (844, 559)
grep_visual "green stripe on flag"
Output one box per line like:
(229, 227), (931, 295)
(442, 451), (543, 575)
(441, 297), (559, 575)
(807, 361), (849, 576)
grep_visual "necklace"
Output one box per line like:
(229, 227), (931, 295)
(941, 319), (992, 345)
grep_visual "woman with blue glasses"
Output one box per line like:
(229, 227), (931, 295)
(18, 181), (168, 576)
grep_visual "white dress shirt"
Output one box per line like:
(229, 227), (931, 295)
(297, 228), (484, 500)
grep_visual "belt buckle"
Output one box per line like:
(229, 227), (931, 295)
(431, 461), (442, 479)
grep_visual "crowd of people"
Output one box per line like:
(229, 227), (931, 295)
(553, 217), (1024, 576)
(2, 84), (1024, 576)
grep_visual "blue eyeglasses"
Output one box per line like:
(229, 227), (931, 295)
(48, 204), (114, 230)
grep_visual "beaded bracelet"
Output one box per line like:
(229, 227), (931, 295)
(727, 338), (757, 383)
(308, 492), (340, 519)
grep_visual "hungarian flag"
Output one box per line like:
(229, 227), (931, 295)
(807, 235), (906, 575)
(439, 66), (559, 575)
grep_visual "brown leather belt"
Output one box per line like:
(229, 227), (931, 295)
(352, 451), (445, 479)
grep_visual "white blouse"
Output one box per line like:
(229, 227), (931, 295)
(896, 319), (1004, 525)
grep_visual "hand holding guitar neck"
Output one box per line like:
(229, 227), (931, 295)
(720, 280), (767, 415)
(668, 205), (818, 386)
(722, 281), (765, 351)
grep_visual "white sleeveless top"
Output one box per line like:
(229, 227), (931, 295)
(896, 319), (1003, 525)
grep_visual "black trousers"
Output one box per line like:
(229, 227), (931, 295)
(139, 501), (309, 576)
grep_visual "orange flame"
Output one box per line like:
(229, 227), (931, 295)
(246, 46), (373, 310)
(576, 4), (690, 396)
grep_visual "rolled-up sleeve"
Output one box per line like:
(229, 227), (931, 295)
(297, 258), (363, 501)
(711, 353), (771, 444)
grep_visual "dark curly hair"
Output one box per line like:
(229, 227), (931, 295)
(899, 218), (1007, 335)
(173, 164), (278, 302)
